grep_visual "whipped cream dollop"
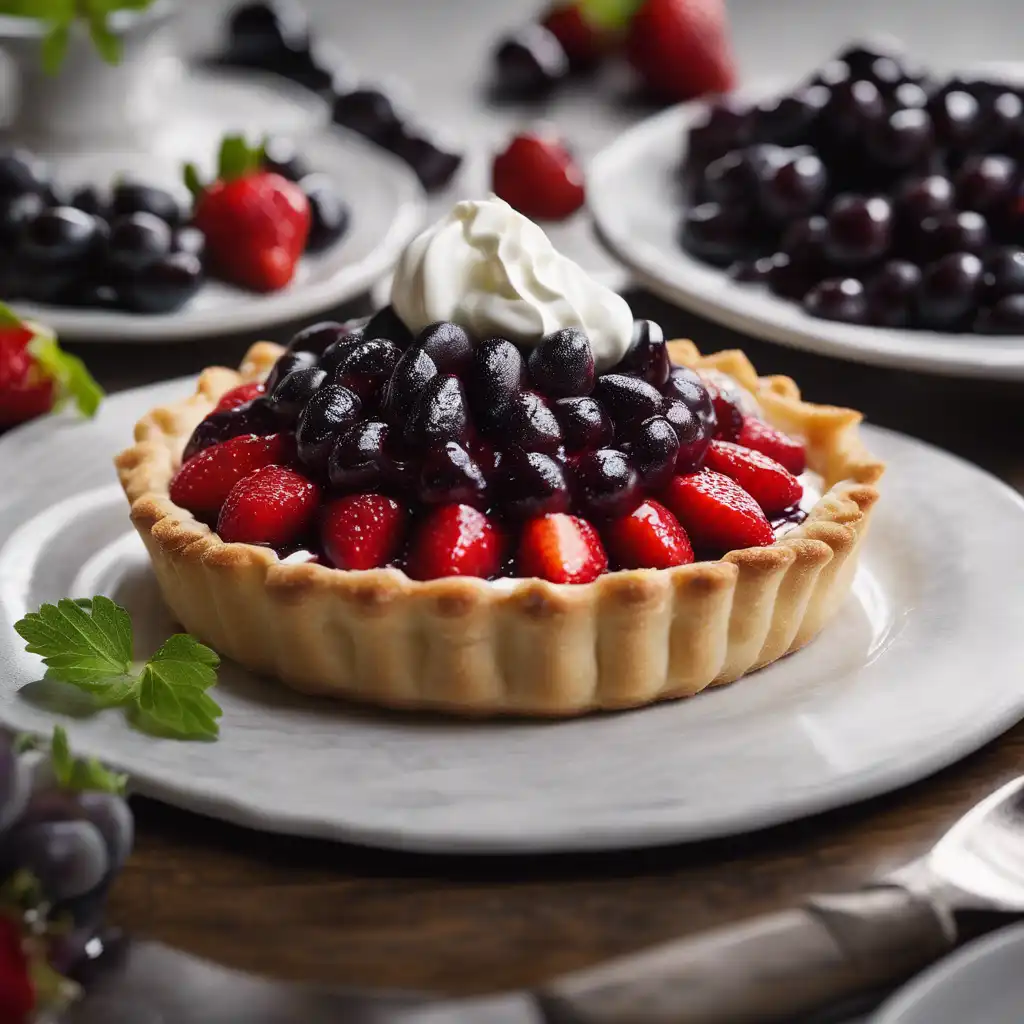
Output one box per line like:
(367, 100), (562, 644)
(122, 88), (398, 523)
(391, 197), (634, 369)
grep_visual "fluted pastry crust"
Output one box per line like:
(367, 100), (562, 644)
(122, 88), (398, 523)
(116, 340), (884, 717)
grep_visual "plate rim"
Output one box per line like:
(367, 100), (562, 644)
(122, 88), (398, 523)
(588, 101), (1024, 381)
(3, 383), (1024, 853)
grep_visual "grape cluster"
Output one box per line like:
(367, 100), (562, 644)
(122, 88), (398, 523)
(0, 730), (133, 1021)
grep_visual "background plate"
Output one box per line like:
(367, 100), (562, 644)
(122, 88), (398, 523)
(0, 382), (1023, 853)
(589, 99), (1024, 380)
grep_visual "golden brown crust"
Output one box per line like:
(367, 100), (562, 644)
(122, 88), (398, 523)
(114, 338), (884, 717)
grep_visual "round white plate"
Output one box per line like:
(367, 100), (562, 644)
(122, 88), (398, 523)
(589, 102), (1024, 380)
(6, 67), (426, 343)
(1, 384), (1024, 853)
(871, 924), (1024, 1024)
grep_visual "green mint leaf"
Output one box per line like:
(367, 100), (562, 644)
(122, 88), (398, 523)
(49, 725), (126, 794)
(27, 331), (104, 418)
(0, 301), (23, 328)
(87, 12), (121, 64)
(15, 596), (133, 688)
(578, 0), (643, 30)
(135, 635), (222, 741)
(40, 20), (70, 74)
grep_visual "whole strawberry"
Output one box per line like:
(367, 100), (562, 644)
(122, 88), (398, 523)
(0, 305), (102, 430)
(626, 0), (736, 103)
(187, 136), (311, 293)
(492, 132), (586, 221)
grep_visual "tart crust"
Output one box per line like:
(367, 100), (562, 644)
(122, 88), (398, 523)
(116, 340), (884, 717)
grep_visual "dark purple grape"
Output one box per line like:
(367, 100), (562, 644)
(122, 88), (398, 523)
(22, 206), (103, 264)
(929, 90), (982, 152)
(328, 420), (391, 491)
(892, 82), (928, 110)
(753, 86), (829, 145)
(332, 88), (401, 144)
(419, 442), (487, 508)
(183, 398), (277, 460)
(296, 384), (362, 471)
(759, 152), (828, 222)
(7, 820), (108, 901)
(269, 366), (326, 424)
(687, 100), (753, 164)
(702, 145), (785, 208)
(492, 25), (568, 96)
(300, 173), (350, 252)
(75, 791), (134, 870)
(727, 257), (774, 282)
(173, 226), (206, 260)
(809, 58), (852, 90)
(865, 55), (905, 95)
(528, 327), (595, 398)
(661, 398), (711, 471)
(330, 337), (401, 404)
(766, 251), (816, 300)
(404, 374), (470, 449)
(0, 147), (50, 198)
(865, 260), (922, 327)
(980, 92), (1024, 153)
(105, 212), (172, 270)
(572, 449), (641, 520)
(363, 305), (414, 348)
(823, 79), (885, 142)
(982, 247), (1024, 302)
(500, 390), (562, 453)
(865, 107), (933, 169)
(836, 38), (905, 77)
(262, 136), (312, 182)
(467, 336), (526, 429)
(781, 215), (829, 266)
(552, 396), (613, 452)
(955, 155), (1017, 214)
(110, 182), (184, 227)
(225, 0), (309, 67)
(915, 210), (989, 259)
(824, 194), (892, 266)
(0, 192), (43, 243)
(119, 252), (203, 314)
(415, 321), (473, 373)
(917, 252), (984, 330)
(803, 277), (869, 323)
(382, 346), (438, 424)
(632, 416), (680, 489)
(663, 366), (716, 436)
(283, 38), (351, 94)
(680, 203), (753, 266)
(594, 374), (663, 437)
(287, 320), (348, 356)
(894, 175), (956, 225)
(496, 448), (570, 520)
(618, 320), (670, 388)
(386, 124), (464, 193)
(265, 349), (318, 394)
(975, 294), (1024, 333)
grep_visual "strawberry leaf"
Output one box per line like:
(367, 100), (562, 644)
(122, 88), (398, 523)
(0, 301), (23, 328)
(579, 0), (644, 30)
(86, 12), (122, 65)
(216, 134), (266, 183)
(27, 331), (104, 418)
(40, 20), (70, 75)
(183, 162), (205, 201)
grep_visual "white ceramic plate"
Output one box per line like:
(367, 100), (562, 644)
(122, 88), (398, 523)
(1, 383), (1024, 853)
(589, 102), (1024, 380)
(871, 924), (1024, 1024)
(6, 67), (427, 343)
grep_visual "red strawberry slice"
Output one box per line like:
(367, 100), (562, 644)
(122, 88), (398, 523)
(321, 494), (409, 571)
(0, 324), (55, 428)
(661, 469), (774, 552)
(405, 504), (504, 580)
(214, 381), (266, 413)
(492, 133), (586, 221)
(603, 499), (694, 570)
(541, 4), (613, 70)
(170, 433), (294, 517)
(517, 513), (608, 584)
(189, 136), (310, 293)
(737, 417), (807, 476)
(626, 0), (736, 103)
(696, 371), (743, 440)
(703, 439), (802, 516)
(217, 465), (320, 547)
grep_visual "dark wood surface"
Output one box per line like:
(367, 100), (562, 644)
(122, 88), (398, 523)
(79, 290), (1024, 999)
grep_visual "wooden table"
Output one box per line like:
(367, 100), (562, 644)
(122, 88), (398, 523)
(80, 291), (1024, 1008)
(55, 0), (1024, 1013)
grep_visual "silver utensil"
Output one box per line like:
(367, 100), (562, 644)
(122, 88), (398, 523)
(68, 777), (1024, 1024)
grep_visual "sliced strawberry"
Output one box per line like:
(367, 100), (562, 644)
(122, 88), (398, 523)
(661, 469), (774, 552)
(696, 371), (744, 440)
(540, 3), (613, 70)
(517, 513), (608, 584)
(603, 499), (694, 570)
(737, 417), (807, 476)
(492, 133), (586, 222)
(626, 0), (736, 103)
(217, 465), (320, 547)
(703, 440), (802, 516)
(214, 381), (266, 413)
(170, 433), (294, 517)
(405, 504), (504, 580)
(321, 494), (409, 571)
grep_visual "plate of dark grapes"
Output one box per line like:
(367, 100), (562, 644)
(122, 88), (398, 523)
(0, 128), (426, 343)
(590, 39), (1024, 380)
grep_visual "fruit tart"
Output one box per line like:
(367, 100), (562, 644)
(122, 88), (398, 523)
(117, 198), (883, 717)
